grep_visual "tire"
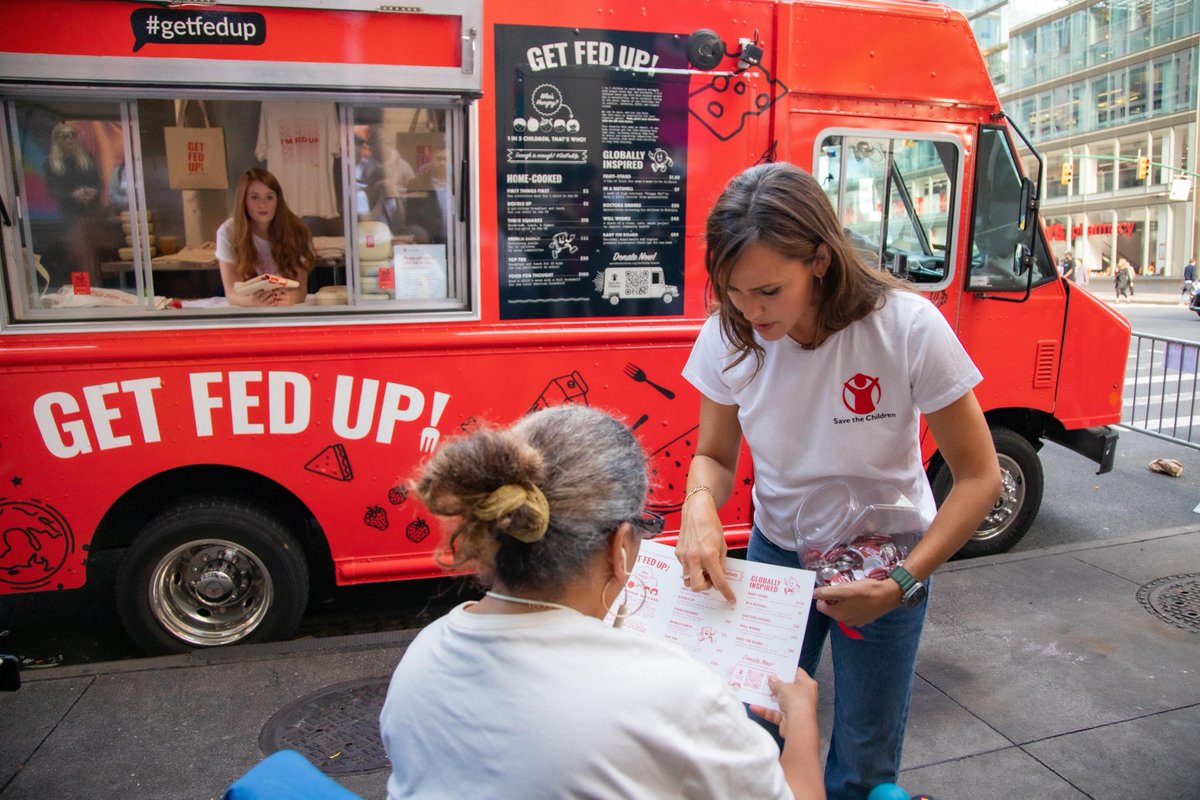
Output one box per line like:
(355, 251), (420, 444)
(661, 293), (674, 304)
(931, 427), (1044, 558)
(609, 295), (620, 305)
(116, 498), (309, 655)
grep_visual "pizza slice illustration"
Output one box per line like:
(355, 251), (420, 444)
(305, 443), (354, 481)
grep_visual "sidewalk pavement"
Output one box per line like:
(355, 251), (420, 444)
(2, 526), (1197, 800)
(1080, 274), (1191, 307)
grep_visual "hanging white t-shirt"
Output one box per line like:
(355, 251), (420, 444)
(380, 604), (794, 800)
(255, 102), (340, 219)
(215, 219), (279, 276)
(682, 289), (982, 551)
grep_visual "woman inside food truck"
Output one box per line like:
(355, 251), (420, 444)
(381, 405), (825, 800)
(677, 162), (1000, 799)
(216, 168), (315, 307)
(42, 121), (110, 284)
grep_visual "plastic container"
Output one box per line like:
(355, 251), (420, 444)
(794, 478), (925, 585)
(358, 221), (392, 261)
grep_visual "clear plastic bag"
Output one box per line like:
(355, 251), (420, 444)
(794, 479), (925, 586)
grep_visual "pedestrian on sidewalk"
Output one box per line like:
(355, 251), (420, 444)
(1182, 257), (1196, 305)
(1057, 253), (1074, 280)
(1075, 257), (1089, 288)
(1115, 258), (1134, 303)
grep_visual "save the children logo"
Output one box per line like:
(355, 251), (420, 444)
(842, 373), (881, 415)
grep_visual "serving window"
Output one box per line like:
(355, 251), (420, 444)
(1, 90), (471, 323)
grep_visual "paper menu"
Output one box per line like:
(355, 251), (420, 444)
(607, 540), (816, 711)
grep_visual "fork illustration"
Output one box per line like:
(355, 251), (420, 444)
(419, 426), (440, 453)
(624, 363), (675, 399)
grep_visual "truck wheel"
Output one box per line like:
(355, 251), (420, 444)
(116, 498), (309, 655)
(931, 427), (1044, 558)
(662, 293), (674, 304)
(609, 295), (620, 305)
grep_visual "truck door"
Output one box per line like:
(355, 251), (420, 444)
(955, 125), (1062, 420)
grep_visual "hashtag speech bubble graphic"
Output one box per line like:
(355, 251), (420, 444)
(130, 8), (266, 52)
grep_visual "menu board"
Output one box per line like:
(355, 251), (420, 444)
(495, 25), (690, 320)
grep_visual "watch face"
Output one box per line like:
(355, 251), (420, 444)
(903, 583), (928, 608)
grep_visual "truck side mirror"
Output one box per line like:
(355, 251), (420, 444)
(1018, 176), (1037, 231)
(1015, 243), (1032, 276)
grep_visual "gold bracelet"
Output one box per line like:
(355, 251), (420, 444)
(683, 485), (715, 505)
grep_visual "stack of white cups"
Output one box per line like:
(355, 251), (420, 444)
(358, 220), (393, 300)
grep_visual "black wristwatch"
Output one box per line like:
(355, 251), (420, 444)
(887, 564), (927, 608)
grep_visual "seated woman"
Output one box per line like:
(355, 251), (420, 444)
(216, 168), (315, 307)
(380, 405), (824, 800)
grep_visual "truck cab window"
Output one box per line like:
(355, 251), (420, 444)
(966, 126), (1056, 291)
(816, 134), (959, 286)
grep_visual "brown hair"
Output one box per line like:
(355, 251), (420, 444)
(228, 168), (316, 283)
(415, 405), (648, 591)
(705, 162), (906, 368)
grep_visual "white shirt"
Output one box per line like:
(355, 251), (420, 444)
(682, 289), (982, 550)
(215, 219), (279, 276)
(380, 604), (794, 800)
(255, 102), (340, 218)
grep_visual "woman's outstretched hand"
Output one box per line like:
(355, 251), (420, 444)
(675, 495), (737, 603)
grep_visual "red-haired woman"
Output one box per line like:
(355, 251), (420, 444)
(216, 168), (315, 306)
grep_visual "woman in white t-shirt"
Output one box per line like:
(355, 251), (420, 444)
(216, 168), (314, 307)
(380, 405), (825, 800)
(677, 162), (1001, 800)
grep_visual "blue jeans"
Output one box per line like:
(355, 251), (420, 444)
(747, 528), (928, 800)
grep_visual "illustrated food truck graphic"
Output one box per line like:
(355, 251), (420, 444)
(600, 265), (678, 305)
(0, 0), (1130, 653)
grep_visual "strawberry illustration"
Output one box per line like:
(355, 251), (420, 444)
(406, 518), (431, 543)
(364, 505), (388, 531)
(387, 485), (408, 505)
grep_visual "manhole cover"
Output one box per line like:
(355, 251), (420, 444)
(259, 677), (391, 775)
(1136, 574), (1200, 633)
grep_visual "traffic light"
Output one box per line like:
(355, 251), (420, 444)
(1137, 155), (1150, 181)
(1060, 160), (1073, 185)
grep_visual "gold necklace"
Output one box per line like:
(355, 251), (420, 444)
(485, 591), (575, 613)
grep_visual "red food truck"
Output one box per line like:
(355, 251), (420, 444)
(0, 0), (1130, 653)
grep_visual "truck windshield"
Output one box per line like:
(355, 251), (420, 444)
(966, 126), (1055, 291)
(817, 134), (959, 286)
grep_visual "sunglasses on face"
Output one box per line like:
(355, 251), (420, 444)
(628, 510), (665, 539)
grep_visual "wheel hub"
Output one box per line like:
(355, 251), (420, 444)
(188, 547), (249, 605)
(195, 567), (236, 600)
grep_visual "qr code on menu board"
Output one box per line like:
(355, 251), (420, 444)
(626, 270), (650, 296)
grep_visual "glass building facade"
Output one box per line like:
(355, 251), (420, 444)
(1000, 0), (1200, 277)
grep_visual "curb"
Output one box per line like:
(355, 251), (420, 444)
(19, 627), (420, 682)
